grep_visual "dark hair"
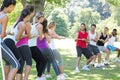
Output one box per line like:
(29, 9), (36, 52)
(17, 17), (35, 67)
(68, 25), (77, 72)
(91, 24), (96, 28)
(41, 19), (48, 33)
(112, 29), (117, 36)
(0, 0), (16, 11)
(113, 29), (117, 32)
(81, 23), (87, 32)
(14, 8), (30, 28)
(25, 5), (34, 13)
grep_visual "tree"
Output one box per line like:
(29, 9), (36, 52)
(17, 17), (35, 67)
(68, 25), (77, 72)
(106, 0), (120, 6)
(48, 8), (71, 37)
(20, 0), (70, 12)
(70, 8), (100, 37)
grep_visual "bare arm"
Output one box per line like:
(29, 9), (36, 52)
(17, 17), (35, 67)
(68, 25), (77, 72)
(49, 30), (65, 39)
(37, 24), (43, 40)
(1, 16), (8, 38)
(16, 23), (26, 41)
(92, 32), (99, 42)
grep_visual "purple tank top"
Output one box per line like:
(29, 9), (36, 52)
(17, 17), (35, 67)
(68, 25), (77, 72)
(37, 37), (49, 49)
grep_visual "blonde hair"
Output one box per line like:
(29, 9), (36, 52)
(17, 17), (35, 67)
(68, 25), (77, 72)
(48, 22), (56, 28)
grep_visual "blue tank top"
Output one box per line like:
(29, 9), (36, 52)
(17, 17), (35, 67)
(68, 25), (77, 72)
(0, 12), (6, 34)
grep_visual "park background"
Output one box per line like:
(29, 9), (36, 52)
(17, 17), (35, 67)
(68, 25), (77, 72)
(0, 0), (120, 80)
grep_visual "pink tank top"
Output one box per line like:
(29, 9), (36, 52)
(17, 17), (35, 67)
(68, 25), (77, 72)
(16, 31), (28, 47)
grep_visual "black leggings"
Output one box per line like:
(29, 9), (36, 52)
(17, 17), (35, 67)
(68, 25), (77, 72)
(30, 46), (47, 77)
(18, 45), (32, 74)
(1, 42), (20, 69)
(3, 38), (24, 74)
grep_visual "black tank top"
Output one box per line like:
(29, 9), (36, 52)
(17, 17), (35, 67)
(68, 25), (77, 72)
(97, 33), (107, 46)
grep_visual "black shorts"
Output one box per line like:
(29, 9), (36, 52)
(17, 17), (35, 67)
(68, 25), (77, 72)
(87, 44), (100, 55)
(76, 46), (93, 59)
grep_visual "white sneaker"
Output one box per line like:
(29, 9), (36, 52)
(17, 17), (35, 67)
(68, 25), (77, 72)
(57, 75), (62, 80)
(82, 66), (90, 71)
(62, 73), (68, 77)
(46, 74), (52, 78)
(35, 77), (46, 80)
(61, 74), (65, 80)
(75, 67), (80, 73)
(115, 58), (120, 62)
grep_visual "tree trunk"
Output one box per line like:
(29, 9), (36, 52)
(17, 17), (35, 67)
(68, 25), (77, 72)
(34, 0), (45, 12)
(21, 0), (27, 8)
(21, 0), (45, 12)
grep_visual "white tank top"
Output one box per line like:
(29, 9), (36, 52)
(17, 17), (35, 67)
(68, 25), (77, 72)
(89, 31), (97, 46)
(49, 38), (56, 49)
(28, 23), (39, 47)
(3, 22), (18, 43)
(107, 36), (115, 45)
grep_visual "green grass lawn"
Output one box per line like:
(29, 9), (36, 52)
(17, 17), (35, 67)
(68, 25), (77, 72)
(0, 48), (120, 80)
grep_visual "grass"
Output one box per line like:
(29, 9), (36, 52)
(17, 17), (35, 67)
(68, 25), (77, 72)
(0, 48), (120, 80)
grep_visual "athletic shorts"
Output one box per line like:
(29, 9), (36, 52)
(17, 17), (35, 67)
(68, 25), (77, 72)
(107, 45), (116, 51)
(98, 46), (107, 52)
(76, 46), (93, 59)
(87, 44), (100, 55)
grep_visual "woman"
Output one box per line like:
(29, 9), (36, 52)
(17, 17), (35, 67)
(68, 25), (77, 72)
(3, 5), (35, 80)
(106, 29), (120, 62)
(75, 23), (94, 72)
(45, 22), (67, 78)
(14, 8), (34, 80)
(35, 11), (65, 80)
(97, 27), (110, 66)
(29, 16), (47, 80)
(0, 0), (20, 80)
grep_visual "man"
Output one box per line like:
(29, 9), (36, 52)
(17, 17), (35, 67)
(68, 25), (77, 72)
(88, 24), (102, 68)
(106, 29), (120, 62)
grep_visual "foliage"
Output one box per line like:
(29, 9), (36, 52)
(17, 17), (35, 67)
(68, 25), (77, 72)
(106, 0), (120, 6)
(48, 8), (71, 37)
(70, 8), (100, 37)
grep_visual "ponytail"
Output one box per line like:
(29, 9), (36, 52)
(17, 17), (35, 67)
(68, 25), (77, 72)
(14, 8), (31, 28)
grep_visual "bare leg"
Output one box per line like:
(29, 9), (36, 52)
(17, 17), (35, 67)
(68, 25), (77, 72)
(59, 66), (64, 74)
(116, 48), (120, 58)
(98, 53), (102, 64)
(4, 65), (10, 80)
(7, 68), (18, 80)
(24, 65), (31, 80)
(105, 49), (110, 61)
(16, 74), (22, 80)
(76, 57), (80, 67)
(93, 55), (97, 63)
(86, 56), (94, 65)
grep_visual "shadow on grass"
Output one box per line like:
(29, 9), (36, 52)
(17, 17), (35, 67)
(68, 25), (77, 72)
(1, 49), (120, 80)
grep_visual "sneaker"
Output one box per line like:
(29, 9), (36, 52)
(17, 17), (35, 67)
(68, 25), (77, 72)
(61, 74), (65, 80)
(57, 75), (62, 80)
(63, 73), (68, 77)
(104, 63), (109, 67)
(35, 77), (46, 80)
(43, 77), (47, 80)
(82, 66), (90, 71)
(46, 74), (52, 78)
(75, 67), (80, 73)
(96, 65), (102, 69)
